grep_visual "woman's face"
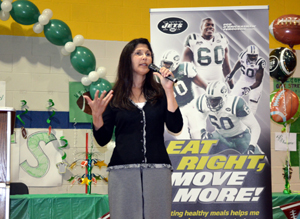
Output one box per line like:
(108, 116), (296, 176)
(131, 43), (152, 77)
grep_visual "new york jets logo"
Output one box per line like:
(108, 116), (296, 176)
(221, 86), (227, 94)
(269, 55), (279, 72)
(158, 17), (188, 34)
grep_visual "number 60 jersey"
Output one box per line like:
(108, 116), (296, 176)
(173, 62), (198, 107)
(236, 50), (266, 85)
(185, 32), (229, 82)
(196, 94), (251, 138)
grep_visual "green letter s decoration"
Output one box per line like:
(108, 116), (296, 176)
(20, 131), (57, 178)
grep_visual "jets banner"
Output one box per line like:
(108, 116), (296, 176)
(150, 6), (272, 218)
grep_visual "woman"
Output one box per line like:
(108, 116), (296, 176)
(84, 38), (183, 219)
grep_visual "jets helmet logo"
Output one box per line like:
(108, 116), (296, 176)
(221, 86), (227, 94)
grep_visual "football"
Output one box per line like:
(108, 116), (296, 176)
(269, 47), (297, 84)
(76, 91), (92, 115)
(270, 88), (300, 124)
(21, 127), (27, 139)
(269, 14), (300, 48)
(280, 200), (300, 219)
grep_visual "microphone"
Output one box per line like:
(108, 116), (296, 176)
(148, 63), (178, 83)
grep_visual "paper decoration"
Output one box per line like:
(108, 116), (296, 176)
(275, 132), (297, 151)
(18, 129), (64, 186)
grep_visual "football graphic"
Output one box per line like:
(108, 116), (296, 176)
(76, 91), (92, 115)
(269, 14), (300, 48)
(270, 88), (300, 124)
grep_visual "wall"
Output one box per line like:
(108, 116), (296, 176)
(1, 0), (300, 194)
(1, 0), (300, 50)
(0, 35), (127, 194)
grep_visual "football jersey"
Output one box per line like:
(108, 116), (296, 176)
(185, 32), (229, 82)
(197, 94), (250, 137)
(173, 62), (197, 106)
(237, 50), (266, 85)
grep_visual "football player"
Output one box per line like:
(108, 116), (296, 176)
(196, 80), (263, 154)
(183, 17), (232, 88)
(226, 45), (266, 114)
(160, 50), (207, 140)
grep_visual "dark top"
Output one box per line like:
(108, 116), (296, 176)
(93, 93), (183, 168)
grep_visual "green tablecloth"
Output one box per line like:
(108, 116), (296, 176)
(10, 192), (298, 219)
(272, 192), (300, 219)
(10, 193), (109, 219)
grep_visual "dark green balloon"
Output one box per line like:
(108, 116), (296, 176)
(44, 19), (72, 46)
(89, 78), (112, 100)
(70, 46), (96, 75)
(10, 0), (40, 25)
(269, 47), (297, 84)
(0, 1), (2, 11)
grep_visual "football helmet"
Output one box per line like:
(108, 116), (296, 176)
(160, 50), (180, 72)
(206, 81), (228, 112)
(246, 45), (259, 64)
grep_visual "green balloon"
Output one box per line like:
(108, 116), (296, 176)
(70, 46), (96, 75)
(270, 47), (297, 84)
(10, 0), (40, 25)
(0, 1), (2, 11)
(44, 19), (72, 46)
(89, 78), (112, 100)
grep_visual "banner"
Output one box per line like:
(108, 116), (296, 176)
(150, 6), (272, 218)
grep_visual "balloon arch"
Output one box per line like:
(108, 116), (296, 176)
(0, 0), (112, 97)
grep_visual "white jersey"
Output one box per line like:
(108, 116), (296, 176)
(230, 51), (266, 107)
(197, 94), (250, 138)
(173, 62), (198, 107)
(185, 32), (229, 83)
(237, 50), (266, 85)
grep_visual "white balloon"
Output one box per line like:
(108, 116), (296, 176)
(38, 14), (49, 25)
(0, 11), (10, 21)
(88, 71), (99, 82)
(64, 42), (76, 53)
(33, 23), (44, 34)
(42, 9), (53, 19)
(1, 1), (12, 12)
(4, 0), (13, 3)
(61, 47), (70, 56)
(73, 35), (84, 46)
(96, 66), (107, 78)
(81, 76), (92, 86)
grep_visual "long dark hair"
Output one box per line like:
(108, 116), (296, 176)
(111, 38), (163, 109)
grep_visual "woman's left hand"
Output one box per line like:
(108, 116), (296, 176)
(153, 67), (174, 90)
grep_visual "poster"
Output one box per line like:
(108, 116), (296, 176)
(69, 82), (92, 123)
(150, 6), (272, 218)
(16, 129), (64, 186)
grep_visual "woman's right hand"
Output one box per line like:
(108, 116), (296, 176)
(83, 90), (113, 129)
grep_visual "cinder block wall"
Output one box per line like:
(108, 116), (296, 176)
(1, 0), (300, 194)
(0, 35), (127, 194)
